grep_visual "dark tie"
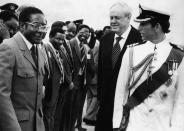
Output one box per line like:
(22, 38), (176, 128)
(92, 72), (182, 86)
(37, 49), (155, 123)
(112, 36), (122, 68)
(80, 42), (86, 75)
(31, 45), (38, 67)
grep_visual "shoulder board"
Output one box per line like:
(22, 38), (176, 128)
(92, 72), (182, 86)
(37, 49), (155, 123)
(139, 40), (147, 45)
(127, 42), (141, 48)
(170, 43), (184, 52)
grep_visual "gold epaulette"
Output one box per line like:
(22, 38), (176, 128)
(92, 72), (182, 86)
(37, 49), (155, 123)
(127, 43), (139, 48)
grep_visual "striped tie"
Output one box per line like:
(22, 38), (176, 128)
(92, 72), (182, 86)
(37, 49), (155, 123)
(80, 42), (86, 75)
(112, 36), (122, 68)
(56, 50), (64, 84)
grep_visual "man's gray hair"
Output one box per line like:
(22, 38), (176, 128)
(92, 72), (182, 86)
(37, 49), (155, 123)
(110, 1), (132, 18)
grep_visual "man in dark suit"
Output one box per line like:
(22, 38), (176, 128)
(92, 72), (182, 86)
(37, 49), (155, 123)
(42, 27), (65, 131)
(58, 33), (75, 131)
(0, 6), (48, 131)
(95, 2), (142, 131)
(69, 24), (90, 131)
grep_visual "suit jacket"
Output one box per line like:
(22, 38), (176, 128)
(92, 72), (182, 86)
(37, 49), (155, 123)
(0, 32), (46, 131)
(95, 26), (142, 131)
(60, 43), (74, 89)
(84, 44), (95, 85)
(42, 43), (65, 131)
(69, 37), (87, 88)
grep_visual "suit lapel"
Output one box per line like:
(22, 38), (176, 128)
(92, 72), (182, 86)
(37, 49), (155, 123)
(124, 26), (134, 46)
(60, 46), (72, 66)
(47, 44), (63, 74)
(63, 42), (73, 61)
(13, 33), (37, 70)
(23, 50), (37, 70)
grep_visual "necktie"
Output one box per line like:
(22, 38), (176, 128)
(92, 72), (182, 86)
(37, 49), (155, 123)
(61, 46), (69, 61)
(112, 36), (122, 68)
(56, 50), (64, 84)
(31, 45), (38, 67)
(79, 42), (86, 75)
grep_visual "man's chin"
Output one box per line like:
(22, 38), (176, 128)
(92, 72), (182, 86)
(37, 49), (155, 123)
(111, 28), (120, 34)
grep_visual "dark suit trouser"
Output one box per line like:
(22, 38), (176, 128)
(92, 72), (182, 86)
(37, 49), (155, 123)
(75, 85), (87, 128)
(56, 89), (73, 131)
(70, 88), (78, 131)
(53, 88), (66, 131)
(70, 75), (86, 130)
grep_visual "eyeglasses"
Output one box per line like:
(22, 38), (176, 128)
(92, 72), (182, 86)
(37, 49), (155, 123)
(25, 22), (49, 32)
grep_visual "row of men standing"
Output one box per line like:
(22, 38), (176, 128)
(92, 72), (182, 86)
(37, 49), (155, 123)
(43, 22), (98, 131)
(0, 4), (99, 131)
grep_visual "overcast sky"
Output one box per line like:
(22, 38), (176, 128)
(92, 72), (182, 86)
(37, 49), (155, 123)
(1, 0), (184, 44)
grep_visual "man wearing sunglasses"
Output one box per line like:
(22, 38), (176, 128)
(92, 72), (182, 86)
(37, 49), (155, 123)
(0, 6), (48, 131)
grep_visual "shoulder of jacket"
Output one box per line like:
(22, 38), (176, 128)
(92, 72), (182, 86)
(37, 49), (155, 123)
(170, 43), (184, 52)
(127, 43), (139, 48)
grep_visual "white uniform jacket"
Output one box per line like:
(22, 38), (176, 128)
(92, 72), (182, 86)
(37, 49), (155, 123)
(113, 39), (184, 131)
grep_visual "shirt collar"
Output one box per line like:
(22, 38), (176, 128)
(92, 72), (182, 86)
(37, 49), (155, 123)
(115, 25), (131, 40)
(147, 36), (171, 51)
(18, 32), (33, 50)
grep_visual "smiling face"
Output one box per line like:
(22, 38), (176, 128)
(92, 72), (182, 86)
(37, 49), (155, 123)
(21, 13), (47, 44)
(77, 27), (90, 43)
(110, 4), (131, 36)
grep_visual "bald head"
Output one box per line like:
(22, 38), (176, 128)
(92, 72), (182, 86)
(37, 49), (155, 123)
(65, 22), (77, 40)
(67, 22), (77, 32)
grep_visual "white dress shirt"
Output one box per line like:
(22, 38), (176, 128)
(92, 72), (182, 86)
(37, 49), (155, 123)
(113, 25), (131, 50)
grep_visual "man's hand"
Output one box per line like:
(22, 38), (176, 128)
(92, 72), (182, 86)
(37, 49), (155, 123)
(69, 82), (74, 90)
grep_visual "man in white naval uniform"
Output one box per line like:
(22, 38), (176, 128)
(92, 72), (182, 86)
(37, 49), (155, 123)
(113, 4), (184, 131)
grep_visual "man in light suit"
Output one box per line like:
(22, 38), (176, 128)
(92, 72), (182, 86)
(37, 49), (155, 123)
(0, 6), (48, 131)
(95, 2), (142, 131)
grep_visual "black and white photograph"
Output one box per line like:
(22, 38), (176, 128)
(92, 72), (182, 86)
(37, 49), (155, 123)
(0, 0), (184, 131)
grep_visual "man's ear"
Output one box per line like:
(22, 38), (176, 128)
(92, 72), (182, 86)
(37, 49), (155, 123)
(155, 23), (161, 31)
(19, 22), (26, 30)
